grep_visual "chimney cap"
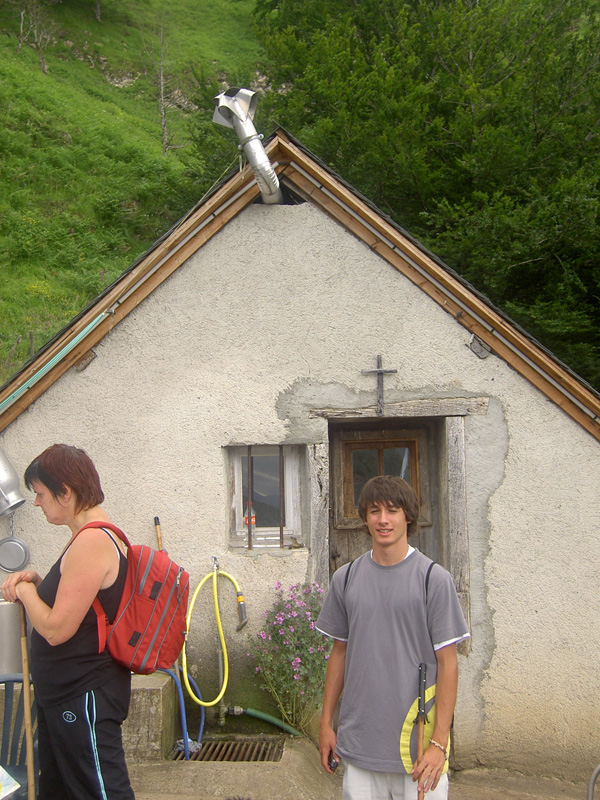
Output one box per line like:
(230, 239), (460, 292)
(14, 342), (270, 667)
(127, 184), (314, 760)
(213, 87), (258, 129)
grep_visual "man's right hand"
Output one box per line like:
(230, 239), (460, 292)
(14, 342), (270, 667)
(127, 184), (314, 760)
(319, 724), (339, 774)
(319, 638), (347, 774)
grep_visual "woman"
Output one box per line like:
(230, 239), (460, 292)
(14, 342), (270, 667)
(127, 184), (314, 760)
(1, 444), (135, 800)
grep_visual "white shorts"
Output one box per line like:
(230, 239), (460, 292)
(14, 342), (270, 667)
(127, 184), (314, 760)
(342, 761), (449, 800)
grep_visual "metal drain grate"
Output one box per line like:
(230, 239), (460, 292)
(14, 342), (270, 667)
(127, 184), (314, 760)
(173, 737), (285, 763)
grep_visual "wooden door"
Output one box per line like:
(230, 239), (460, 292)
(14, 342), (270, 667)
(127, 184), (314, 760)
(328, 419), (440, 576)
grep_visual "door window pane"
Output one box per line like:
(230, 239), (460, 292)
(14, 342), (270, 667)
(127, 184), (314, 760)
(351, 449), (379, 505)
(383, 447), (411, 482)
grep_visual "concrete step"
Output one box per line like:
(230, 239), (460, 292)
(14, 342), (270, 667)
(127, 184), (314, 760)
(129, 737), (342, 800)
(128, 739), (588, 800)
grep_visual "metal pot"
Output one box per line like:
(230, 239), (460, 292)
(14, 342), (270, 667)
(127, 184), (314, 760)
(0, 599), (24, 674)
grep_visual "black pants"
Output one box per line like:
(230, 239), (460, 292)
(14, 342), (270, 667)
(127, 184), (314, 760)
(37, 683), (135, 800)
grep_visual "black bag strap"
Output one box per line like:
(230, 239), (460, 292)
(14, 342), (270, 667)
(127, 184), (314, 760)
(343, 559), (355, 593)
(425, 560), (435, 597)
(343, 556), (436, 597)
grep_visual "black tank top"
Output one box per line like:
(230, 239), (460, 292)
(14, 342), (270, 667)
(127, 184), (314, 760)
(30, 528), (131, 707)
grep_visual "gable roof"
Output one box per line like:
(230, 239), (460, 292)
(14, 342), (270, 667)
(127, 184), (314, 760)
(1, 128), (599, 441)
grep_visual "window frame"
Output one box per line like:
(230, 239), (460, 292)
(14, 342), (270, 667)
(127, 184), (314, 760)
(331, 425), (432, 530)
(228, 444), (303, 549)
(342, 438), (419, 518)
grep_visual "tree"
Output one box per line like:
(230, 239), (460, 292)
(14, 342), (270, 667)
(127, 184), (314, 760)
(141, 20), (183, 157)
(12, 0), (57, 73)
(250, 0), (600, 387)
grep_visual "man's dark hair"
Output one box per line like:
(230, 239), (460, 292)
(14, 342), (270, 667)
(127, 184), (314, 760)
(357, 475), (419, 536)
(24, 443), (104, 514)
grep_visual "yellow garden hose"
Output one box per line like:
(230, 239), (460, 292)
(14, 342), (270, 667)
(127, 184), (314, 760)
(182, 558), (247, 707)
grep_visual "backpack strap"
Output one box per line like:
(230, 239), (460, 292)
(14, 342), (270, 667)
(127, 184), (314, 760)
(92, 598), (107, 653)
(344, 557), (436, 597)
(425, 560), (435, 598)
(74, 521), (130, 655)
(74, 520), (131, 550)
(343, 559), (355, 594)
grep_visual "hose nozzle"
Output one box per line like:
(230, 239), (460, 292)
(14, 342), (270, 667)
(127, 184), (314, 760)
(236, 592), (248, 631)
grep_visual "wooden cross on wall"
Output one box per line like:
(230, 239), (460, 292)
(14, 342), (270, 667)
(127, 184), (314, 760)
(362, 355), (397, 416)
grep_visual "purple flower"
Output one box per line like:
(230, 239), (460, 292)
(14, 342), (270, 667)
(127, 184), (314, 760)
(248, 581), (331, 727)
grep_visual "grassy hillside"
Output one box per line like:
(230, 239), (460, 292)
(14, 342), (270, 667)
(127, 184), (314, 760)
(0, 0), (261, 385)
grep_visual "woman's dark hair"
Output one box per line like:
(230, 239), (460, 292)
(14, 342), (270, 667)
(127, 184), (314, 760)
(357, 475), (420, 536)
(24, 444), (104, 513)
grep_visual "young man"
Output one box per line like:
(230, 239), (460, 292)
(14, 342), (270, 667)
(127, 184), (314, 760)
(317, 475), (469, 800)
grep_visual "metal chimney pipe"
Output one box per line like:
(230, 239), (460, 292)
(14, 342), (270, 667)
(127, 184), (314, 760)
(213, 88), (283, 205)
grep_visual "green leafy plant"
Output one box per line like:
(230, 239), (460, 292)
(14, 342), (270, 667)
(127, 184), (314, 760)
(248, 582), (331, 734)
(0, 0), (261, 387)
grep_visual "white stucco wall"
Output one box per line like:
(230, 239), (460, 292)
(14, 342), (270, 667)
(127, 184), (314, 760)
(1, 202), (599, 776)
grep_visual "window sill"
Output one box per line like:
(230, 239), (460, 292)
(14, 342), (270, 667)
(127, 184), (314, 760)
(229, 536), (306, 554)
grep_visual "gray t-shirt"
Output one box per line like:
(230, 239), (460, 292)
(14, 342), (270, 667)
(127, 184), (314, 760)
(316, 549), (469, 773)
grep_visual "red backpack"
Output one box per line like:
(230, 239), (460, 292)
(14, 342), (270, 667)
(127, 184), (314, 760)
(77, 521), (190, 674)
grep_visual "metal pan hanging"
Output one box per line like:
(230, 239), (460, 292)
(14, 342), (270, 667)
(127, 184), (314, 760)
(0, 514), (30, 573)
(0, 450), (28, 571)
(0, 533), (30, 572)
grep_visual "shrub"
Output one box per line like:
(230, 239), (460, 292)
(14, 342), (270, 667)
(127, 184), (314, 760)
(248, 582), (331, 734)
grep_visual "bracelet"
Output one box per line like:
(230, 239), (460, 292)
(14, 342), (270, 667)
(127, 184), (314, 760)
(428, 739), (447, 757)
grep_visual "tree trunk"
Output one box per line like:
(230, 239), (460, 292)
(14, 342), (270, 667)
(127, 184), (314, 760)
(159, 27), (169, 156)
(17, 9), (25, 53)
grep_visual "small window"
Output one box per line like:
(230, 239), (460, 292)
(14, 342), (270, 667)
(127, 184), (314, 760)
(228, 445), (304, 549)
